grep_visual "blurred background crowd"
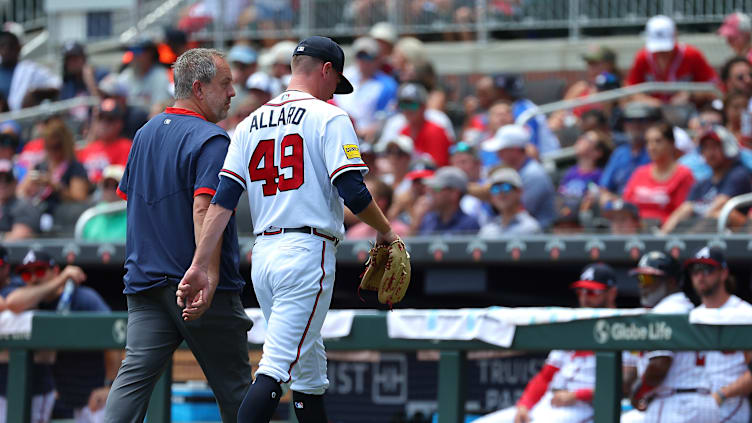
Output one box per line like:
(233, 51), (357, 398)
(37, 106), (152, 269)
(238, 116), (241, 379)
(0, 2), (751, 244)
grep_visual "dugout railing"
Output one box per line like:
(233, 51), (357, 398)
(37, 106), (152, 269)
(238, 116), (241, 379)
(1, 311), (748, 423)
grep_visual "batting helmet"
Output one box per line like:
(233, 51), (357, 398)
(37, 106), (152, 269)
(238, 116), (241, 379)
(630, 251), (680, 280)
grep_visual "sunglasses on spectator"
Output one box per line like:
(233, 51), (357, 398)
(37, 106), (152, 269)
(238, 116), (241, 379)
(690, 263), (719, 276)
(355, 51), (375, 61)
(20, 266), (50, 282)
(450, 142), (474, 155)
(490, 183), (516, 194)
(398, 101), (421, 111)
(574, 287), (606, 297)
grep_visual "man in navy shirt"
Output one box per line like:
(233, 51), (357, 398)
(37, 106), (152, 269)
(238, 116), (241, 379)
(3, 249), (119, 422)
(104, 48), (252, 423)
(662, 126), (752, 233)
(413, 166), (480, 235)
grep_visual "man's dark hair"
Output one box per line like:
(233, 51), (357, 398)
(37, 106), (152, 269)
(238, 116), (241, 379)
(721, 56), (751, 83)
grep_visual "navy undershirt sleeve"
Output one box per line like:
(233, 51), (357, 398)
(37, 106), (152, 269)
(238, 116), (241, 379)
(334, 171), (372, 214)
(211, 175), (245, 210)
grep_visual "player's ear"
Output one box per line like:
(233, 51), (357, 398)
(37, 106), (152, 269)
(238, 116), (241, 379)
(192, 80), (203, 100)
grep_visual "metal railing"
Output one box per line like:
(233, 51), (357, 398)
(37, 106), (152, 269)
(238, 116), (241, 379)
(73, 201), (127, 241)
(717, 192), (752, 233)
(2, 311), (750, 423)
(188, 0), (748, 42)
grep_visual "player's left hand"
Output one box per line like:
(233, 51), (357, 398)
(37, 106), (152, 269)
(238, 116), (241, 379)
(551, 390), (576, 407)
(87, 386), (109, 411)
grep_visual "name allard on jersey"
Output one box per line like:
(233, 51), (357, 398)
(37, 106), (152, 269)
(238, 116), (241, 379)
(249, 107), (307, 132)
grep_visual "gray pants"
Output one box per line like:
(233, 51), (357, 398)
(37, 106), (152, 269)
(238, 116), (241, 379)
(104, 284), (252, 423)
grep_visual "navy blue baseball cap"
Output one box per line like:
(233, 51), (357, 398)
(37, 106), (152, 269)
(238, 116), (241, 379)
(293, 36), (353, 94)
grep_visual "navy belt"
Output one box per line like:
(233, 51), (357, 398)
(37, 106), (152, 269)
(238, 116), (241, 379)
(260, 226), (339, 245)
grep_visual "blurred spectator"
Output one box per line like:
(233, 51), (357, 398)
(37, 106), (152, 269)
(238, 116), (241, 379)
(558, 130), (613, 199)
(227, 44), (258, 112)
(718, 12), (752, 63)
(626, 15), (718, 106)
(387, 157), (435, 222)
(392, 37), (427, 85)
(0, 159), (40, 240)
(254, 0), (294, 47)
(622, 121), (694, 224)
(77, 99), (132, 184)
(60, 41), (108, 102)
(335, 37), (397, 142)
(4, 250), (117, 422)
(346, 178), (409, 239)
(681, 104), (724, 181)
(411, 166), (479, 235)
(662, 126), (750, 233)
(0, 248), (55, 422)
(603, 199), (642, 234)
(117, 39), (172, 110)
(224, 71), (277, 136)
(0, 120), (24, 177)
(720, 56), (752, 98)
(379, 86), (454, 150)
(98, 74), (149, 140)
(479, 167), (541, 237)
(397, 83), (452, 166)
(0, 28), (61, 110)
(599, 102), (658, 200)
(263, 40), (295, 94)
(470, 74), (559, 157)
(369, 22), (397, 75)
(685, 246), (752, 422)
(449, 142), (492, 225)
(17, 119), (89, 210)
(157, 28), (190, 73)
(375, 134), (414, 196)
(724, 91), (752, 148)
(550, 45), (617, 129)
(178, 0), (250, 32)
(81, 165), (127, 242)
(17, 115), (65, 179)
(483, 125), (556, 228)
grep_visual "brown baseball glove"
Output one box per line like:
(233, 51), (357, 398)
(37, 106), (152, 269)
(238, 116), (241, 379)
(359, 238), (411, 305)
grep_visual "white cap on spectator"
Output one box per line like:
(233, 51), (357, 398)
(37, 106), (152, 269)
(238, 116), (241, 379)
(673, 127), (694, 154)
(375, 134), (414, 155)
(488, 167), (522, 189)
(482, 124), (530, 152)
(261, 40), (297, 67)
(370, 22), (397, 45)
(353, 37), (380, 58)
(426, 166), (468, 193)
(246, 72), (279, 94)
(227, 44), (257, 65)
(645, 15), (676, 52)
(102, 165), (125, 183)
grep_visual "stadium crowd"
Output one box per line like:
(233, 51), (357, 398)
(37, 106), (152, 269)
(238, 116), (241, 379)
(0, 12), (751, 241)
(0, 7), (752, 423)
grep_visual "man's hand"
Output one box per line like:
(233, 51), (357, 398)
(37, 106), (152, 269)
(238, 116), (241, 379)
(550, 390), (576, 407)
(513, 405), (531, 423)
(176, 264), (209, 317)
(88, 386), (109, 411)
(376, 230), (398, 246)
(60, 266), (87, 285)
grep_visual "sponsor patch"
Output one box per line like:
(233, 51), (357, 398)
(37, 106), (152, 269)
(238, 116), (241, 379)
(343, 144), (361, 159)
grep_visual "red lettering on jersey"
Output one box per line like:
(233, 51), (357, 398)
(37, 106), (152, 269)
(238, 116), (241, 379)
(249, 134), (305, 196)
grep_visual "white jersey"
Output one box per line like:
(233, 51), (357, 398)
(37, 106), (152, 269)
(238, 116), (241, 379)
(697, 295), (752, 391)
(221, 90), (368, 239)
(643, 292), (710, 391)
(547, 350), (596, 393)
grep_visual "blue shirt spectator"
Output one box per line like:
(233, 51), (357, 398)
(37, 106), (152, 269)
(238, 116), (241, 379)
(419, 209), (480, 235)
(599, 144), (650, 195)
(688, 161), (752, 215)
(415, 166), (480, 235)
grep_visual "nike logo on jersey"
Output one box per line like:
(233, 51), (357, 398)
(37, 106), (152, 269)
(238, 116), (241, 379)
(249, 107), (307, 132)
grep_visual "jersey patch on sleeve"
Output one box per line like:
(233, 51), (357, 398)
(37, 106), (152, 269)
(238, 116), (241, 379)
(343, 144), (361, 159)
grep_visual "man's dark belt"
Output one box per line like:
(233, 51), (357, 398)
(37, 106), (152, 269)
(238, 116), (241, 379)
(654, 388), (711, 398)
(259, 226), (339, 245)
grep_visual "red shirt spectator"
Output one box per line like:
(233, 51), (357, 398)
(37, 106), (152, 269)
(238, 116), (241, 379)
(626, 16), (718, 103)
(77, 99), (132, 183)
(400, 120), (451, 166)
(77, 137), (132, 184)
(623, 163), (694, 223)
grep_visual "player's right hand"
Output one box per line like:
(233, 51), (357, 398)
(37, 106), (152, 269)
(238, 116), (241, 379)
(177, 265), (208, 311)
(513, 406), (530, 423)
(376, 229), (398, 246)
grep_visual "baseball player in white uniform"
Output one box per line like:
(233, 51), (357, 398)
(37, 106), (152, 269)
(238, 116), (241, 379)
(686, 246), (752, 423)
(475, 263), (621, 423)
(177, 36), (399, 423)
(624, 251), (720, 423)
